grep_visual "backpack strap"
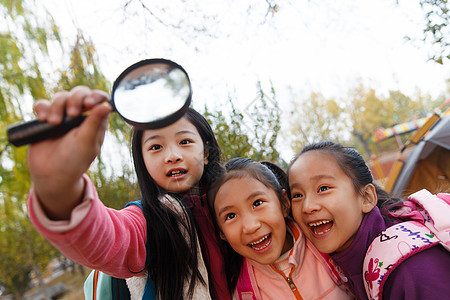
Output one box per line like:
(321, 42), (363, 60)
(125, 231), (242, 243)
(235, 259), (258, 300)
(363, 190), (450, 300)
(125, 201), (155, 299)
(363, 221), (439, 300)
(124, 201), (151, 267)
(406, 190), (450, 251)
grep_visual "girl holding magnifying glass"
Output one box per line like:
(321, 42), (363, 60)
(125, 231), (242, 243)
(27, 86), (230, 300)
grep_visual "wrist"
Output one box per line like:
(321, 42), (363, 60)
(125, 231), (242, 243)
(33, 176), (86, 220)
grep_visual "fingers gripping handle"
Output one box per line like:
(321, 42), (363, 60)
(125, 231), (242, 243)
(7, 115), (86, 147)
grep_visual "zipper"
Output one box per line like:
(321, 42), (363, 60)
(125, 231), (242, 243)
(270, 265), (303, 300)
(286, 277), (297, 291)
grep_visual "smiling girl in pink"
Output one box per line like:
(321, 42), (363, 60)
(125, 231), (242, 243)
(287, 141), (450, 300)
(208, 158), (352, 300)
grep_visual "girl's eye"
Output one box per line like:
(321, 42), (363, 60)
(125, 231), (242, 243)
(291, 193), (304, 199)
(253, 199), (263, 207)
(225, 212), (236, 221)
(180, 139), (192, 145)
(319, 186), (330, 192)
(149, 144), (162, 151)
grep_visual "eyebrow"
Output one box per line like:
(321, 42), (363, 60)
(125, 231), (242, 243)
(143, 130), (197, 145)
(217, 190), (266, 217)
(289, 174), (336, 189)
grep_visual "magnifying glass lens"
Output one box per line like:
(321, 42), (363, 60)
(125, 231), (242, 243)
(114, 66), (190, 124)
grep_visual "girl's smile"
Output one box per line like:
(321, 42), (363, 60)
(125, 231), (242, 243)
(249, 233), (272, 251)
(166, 168), (188, 178)
(308, 219), (333, 237)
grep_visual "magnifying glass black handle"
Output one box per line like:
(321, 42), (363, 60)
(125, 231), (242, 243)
(7, 115), (86, 147)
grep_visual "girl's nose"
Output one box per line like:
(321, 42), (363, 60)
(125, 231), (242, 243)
(165, 147), (183, 163)
(302, 196), (320, 214)
(242, 215), (262, 234)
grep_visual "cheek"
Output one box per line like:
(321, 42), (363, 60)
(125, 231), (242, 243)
(290, 202), (303, 223)
(274, 208), (288, 225)
(221, 224), (240, 246)
(297, 222), (311, 238)
(144, 160), (159, 180)
(191, 153), (206, 174)
(198, 163), (205, 176)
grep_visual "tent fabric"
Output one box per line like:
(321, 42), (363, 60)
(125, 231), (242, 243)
(391, 115), (450, 197)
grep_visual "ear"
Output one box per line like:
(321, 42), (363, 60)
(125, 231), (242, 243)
(219, 232), (227, 241)
(281, 189), (291, 218)
(361, 183), (377, 213)
(204, 146), (209, 165)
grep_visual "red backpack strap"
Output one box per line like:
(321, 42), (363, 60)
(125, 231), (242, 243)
(235, 260), (258, 300)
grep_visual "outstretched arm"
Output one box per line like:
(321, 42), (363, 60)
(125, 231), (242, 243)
(27, 86), (112, 220)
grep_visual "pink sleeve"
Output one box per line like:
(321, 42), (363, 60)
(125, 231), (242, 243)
(28, 175), (147, 278)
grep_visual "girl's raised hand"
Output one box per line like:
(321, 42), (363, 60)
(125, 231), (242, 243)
(28, 86), (112, 220)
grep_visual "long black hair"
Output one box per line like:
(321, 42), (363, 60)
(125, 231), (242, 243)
(131, 108), (222, 300)
(287, 141), (404, 221)
(208, 157), (288, 294)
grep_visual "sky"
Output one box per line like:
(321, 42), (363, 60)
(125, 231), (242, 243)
(43, 0), (450, 102)
(41, 0), (450, 161)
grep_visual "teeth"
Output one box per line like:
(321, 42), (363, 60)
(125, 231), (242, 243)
(249, 234), (269, 245)
(308, 220), (332, 236)
(249, 234), (271, 250)
(313, 228), (331, 235)
(252, 240), (271, 250)
(169, 170), (186, 176)
(309, 220), (331, 227)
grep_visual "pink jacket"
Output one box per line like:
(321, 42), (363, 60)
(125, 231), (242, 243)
(235, 221), (353, 300)
(29, 175), (212, 299)
(28, 174), (148, 278)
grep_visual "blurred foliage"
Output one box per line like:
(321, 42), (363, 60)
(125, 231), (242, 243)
(346, 84), (443, 156)
(204, 97), (253, 162)
(287, 91), (348, 155)
(416, 0), (449, 64)
(0, 0), (135, 297)
(246, 82), (283, 165)
(287, 80), (445, 159)
(0, 0), (62, 298)
(397, 0), (449, 63)
(204, 81), (284, 167)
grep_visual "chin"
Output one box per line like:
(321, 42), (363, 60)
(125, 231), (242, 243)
(312, 242), (336, 254)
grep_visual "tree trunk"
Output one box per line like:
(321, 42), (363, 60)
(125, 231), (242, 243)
(30, 259), (51, 300)
(14, 290), (23, 300)
(78, 263), (86, 276)
(353, 130), (371, 157)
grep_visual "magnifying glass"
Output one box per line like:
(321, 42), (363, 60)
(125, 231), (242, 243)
(6, 58), (192, 147)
